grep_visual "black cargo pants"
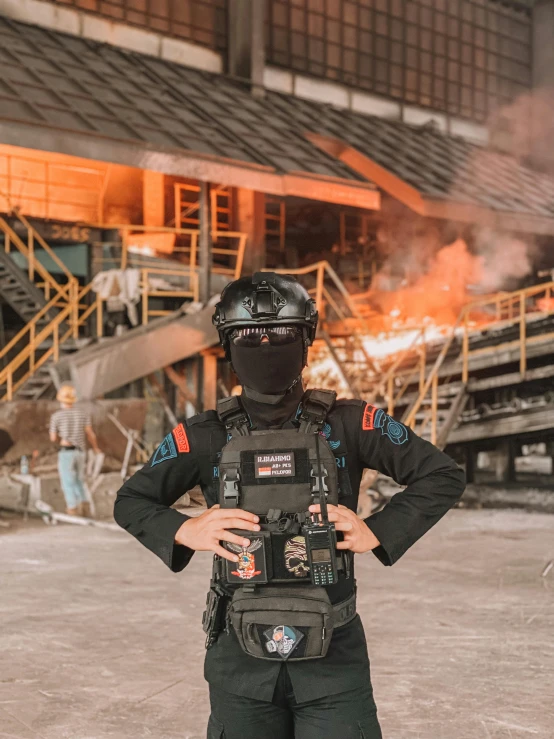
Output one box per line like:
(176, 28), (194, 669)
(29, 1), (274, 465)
(207, 666), (382, 739)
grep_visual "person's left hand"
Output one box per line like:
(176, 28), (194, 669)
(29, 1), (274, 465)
(308, 503), (381, 554)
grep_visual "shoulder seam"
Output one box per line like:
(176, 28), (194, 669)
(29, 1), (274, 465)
(334, 399), (365, 407)
(185, 410), (221, 427)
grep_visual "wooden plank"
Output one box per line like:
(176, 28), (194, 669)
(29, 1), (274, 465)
(202, 351), (218, 412)
(448, 407), (554, 444)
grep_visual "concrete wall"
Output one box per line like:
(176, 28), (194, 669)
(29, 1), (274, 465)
(263, 66), (490, 146)
(0, 0), (223, 73)
(0, 399), (148, 464)
(0, 0), (490, 147)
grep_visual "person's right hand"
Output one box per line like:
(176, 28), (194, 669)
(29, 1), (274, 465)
(175, 505), (260, 562)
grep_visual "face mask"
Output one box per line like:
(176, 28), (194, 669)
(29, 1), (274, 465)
(230, 338), (304, 395)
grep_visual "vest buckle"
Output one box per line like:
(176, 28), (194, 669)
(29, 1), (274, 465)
(310, 465), (329, 501)
(223, 469), (241, 506)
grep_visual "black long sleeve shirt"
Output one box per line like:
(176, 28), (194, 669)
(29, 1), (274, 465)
(114, 396), (465, 702)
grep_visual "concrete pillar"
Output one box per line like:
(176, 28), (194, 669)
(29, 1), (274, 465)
(546, 440), (554, 476)
(465, 445), (476, 485)
(199, 181), (213, 302)
(228, 0), (265, 95)
(532, 1), (554, 172)
(494, 440), (516, 484)
(235, 188), (266, 274)
(142, 170), (165, 226)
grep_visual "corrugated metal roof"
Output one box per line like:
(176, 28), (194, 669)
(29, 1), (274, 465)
(0, 16), (360, 182)
(0, 15), (553, 223)
(267, 95), (554, 219)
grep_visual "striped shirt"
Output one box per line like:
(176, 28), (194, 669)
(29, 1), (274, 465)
(49, 407), (91, 450)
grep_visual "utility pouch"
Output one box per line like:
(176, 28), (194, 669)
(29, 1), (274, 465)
(202, 582), (229, 649)
(228, 585), (346, 661)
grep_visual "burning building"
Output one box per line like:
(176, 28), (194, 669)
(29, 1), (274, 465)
(0, 0), (554, 488)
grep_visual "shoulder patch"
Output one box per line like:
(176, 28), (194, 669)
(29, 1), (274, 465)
(151, 433), (178, 467)
(363, 403), (409, 445)
(172, 423), (190, 453)
(362, 404), (380, 430)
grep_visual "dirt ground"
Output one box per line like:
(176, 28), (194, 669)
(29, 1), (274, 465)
(1, 509), (553, 739)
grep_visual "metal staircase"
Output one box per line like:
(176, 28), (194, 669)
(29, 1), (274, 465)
(0, 212), (81, 400)
(0, 215), (248, 402)
(385, 280), (554, 448)
(272, 261), (382, 398)
(0, 249), (50, 326)
(282, 265), (554, 450)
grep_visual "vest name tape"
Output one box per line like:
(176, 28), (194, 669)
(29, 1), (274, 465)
(254, 451), (295, 478)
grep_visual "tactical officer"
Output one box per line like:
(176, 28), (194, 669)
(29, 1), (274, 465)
(114, 272), (465, 739)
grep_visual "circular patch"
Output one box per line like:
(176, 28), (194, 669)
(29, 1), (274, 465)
(385, 418), (408, 445)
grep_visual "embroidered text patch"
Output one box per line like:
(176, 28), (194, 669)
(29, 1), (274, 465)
(172, 423), (190, 453)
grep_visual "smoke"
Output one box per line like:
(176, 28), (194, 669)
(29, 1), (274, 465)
(488, 88), (554, 173)
(368, 212), (533, 326)
(472, 228), (533, 293)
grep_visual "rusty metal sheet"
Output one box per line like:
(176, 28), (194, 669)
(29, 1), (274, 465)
(53, 305), (219, 399)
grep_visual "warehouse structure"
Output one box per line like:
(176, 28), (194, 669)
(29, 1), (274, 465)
(0, 0), (553, 488)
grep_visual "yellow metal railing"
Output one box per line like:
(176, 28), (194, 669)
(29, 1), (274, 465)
(93, 224), (246, 280)
(140, 267), (199, 324)
(274, 260), (372, 324)
(0, 281), (102, 401)
(398, 280), (554, 445)
(1, 216), (248, 398)
(174, 183), (233, 232)
(0, 213), (78, 304)
(274, 260), (381, 395)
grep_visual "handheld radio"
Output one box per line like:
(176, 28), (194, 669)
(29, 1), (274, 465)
(304, 431), (339, 586)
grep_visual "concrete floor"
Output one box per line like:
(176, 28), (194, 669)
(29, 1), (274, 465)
(1, 510), (553, 739)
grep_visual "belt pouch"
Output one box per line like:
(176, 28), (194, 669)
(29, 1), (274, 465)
(228, 585), (334, 661)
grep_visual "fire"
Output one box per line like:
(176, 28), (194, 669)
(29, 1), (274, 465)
(361, 324), (448, 360)
(370, 239), (483, 326)
(307, 235), (535, 393)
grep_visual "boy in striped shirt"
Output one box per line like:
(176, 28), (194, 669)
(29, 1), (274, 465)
(49, 384), (101, 516)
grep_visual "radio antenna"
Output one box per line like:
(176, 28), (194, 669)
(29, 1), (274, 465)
(314, 431), (329, 524)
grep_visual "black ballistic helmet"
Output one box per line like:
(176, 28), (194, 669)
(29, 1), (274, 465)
(213, 272), (318, 364)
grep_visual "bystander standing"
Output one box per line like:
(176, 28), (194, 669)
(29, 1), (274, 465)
(49, 384), (101, 516)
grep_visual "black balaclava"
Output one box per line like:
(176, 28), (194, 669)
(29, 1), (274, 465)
(229, 336), (305, 429)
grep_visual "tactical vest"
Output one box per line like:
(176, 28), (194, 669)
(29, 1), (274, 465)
(202, 389), (356, 662)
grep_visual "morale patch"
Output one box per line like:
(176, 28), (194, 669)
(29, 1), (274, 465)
(151, 433), (177, 467)
(320, 422), (340, 451)
(226, 537), (266, 582)
(364, 405), (409, 445)
(284, 536), (310, 578)
(172, 423), (190, 453)
(264, 625), (304, 659)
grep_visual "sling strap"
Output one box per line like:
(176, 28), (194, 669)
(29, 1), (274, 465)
(298, 389), (337, 434)
(217, 396), (251, 438)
